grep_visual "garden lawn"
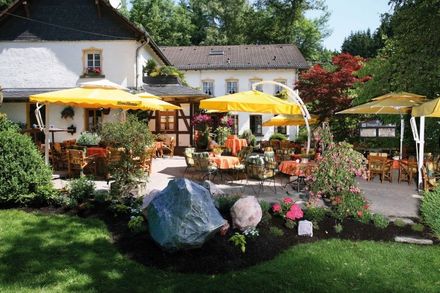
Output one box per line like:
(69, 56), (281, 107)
(1, 210), (440, 293)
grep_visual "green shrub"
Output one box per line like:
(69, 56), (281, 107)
(100, 115), (154, 197)
(67, 177), (95, 204)
(0, 128), (55, 206)
(0, 113), (19, 132)
(76, 132), (101, 146)
(331, 191), (369, 222)
(229, 233), (246, 253)
(334, 223), (343, 233)
(215, 194), (240, 213)
(372, 214), (390, 229)
(259, 200), (273, 224)
(357, 210), (372, 225)
(304, 206), (327, 223)
(269, 226), (284, 237)
(411, 223), (425, 232)
(269, 133), (288, 141)
(128, 215), (147, 233)
(393, 218), (407, 227)
(421, 187), (440, 237)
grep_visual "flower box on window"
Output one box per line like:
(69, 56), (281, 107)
(81, 67), (105, 78)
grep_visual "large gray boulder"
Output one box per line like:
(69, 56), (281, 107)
(147, 178), (226, 250)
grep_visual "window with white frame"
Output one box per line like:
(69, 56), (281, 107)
(249, 79), (263, 92)
(202, 80), (214, 96)
(83, 48), (102, 75)
(274, 79), (287, 95)
(226, 80), (238, 94)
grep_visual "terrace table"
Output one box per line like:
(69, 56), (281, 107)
(209, 155), (240, 170)
(279, 160), (317, 191)
(224, 135), (248, 156)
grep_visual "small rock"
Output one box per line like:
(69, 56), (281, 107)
(230, 196), (262, 231)
(394, 236), (433, 245)
(202, 180), (225, 197)
(219, 221), (230, 236)
(298, 220), (313, 237)
(389, 217), (415, 225)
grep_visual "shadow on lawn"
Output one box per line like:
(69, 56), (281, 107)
(0, 211), (436, 292)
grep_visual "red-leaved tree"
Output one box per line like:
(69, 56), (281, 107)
(297, 53), (370, 121)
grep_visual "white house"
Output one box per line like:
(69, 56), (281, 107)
(0, 0), (169, 143)
(161, 44), (309, 141)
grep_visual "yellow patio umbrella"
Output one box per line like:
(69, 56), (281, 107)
(411, 96), (440, 188)
(337, 92), (426, 159)
(135, 92), (181, 111)
(29, 79), (161, 165)
(263, 114), (319, 126)
(199, 90), (302, 115)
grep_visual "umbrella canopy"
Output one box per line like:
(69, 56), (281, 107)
(338, 92), (426, 115)
(412, 96), (440, 117)
(263, 114), (319, 126)
(136, 93), (182, 111)
(337, 92), (426, 160)
(199, 90), (302, 115)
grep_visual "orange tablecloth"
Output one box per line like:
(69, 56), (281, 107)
(210, 155), (240, 170)
(87, 147), (107, 158)
(279, 160), (316, 176)
(225, 138), (248, 156)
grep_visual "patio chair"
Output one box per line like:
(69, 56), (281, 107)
(162, 136), (175, 158)
(234, 146), (253, 180)
(105, 147), (123, 182)
(422, 166), (438, 192)
(51, 143), (68, 170)
(139, 147), (156, 176)
(246, 154), (277, 194)
(367, 156), (392, 183)
(398, 160), (417, 184)
(183, 147), (196, 178)
(193, 152), (219, 181)
(67, 149), (96, 178)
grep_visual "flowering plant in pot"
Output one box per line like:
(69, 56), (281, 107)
(86, 67), (102, 76)
(272, 197), (304, 229)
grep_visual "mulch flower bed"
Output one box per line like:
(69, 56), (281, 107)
(103, 211), (439, 275)
(18, 206), (439, 275)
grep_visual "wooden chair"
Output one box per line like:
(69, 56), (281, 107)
(105, 147), (123, 182)
(422, 166), (438, 192)
(399, 160), (417, 184)
(67, 149), (96, 178)
(367, 156), (392, 183)
(139, 147), (156, 176)
(162, 136), (175, 158)
(51, 143), (68, 170)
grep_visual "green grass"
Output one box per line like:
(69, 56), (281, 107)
(1, 210), (440, 292)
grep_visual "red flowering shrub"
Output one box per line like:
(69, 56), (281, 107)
(272, 197), (303, 229)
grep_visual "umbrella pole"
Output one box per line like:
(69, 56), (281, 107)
(400, 114), (404, 160)
(44, 103), (50, 166)
(418, 116), (425, 190)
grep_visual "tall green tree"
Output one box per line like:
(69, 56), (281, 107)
(130, 0), (195, 46)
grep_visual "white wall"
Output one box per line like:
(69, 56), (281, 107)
(0, 40), (162, 89)
(183, 69), (299, 140)
(0, 40), (163, 142)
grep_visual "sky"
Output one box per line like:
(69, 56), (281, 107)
(316, 0), (393, 51)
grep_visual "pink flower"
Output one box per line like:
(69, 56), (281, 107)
(283, 197), (293, 204)
(286, 204), (303, 220)
(272, 203), (281, 213)
(357, 210), (363, 218)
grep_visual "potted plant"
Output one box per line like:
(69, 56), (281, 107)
(61, 106), (75, 119)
